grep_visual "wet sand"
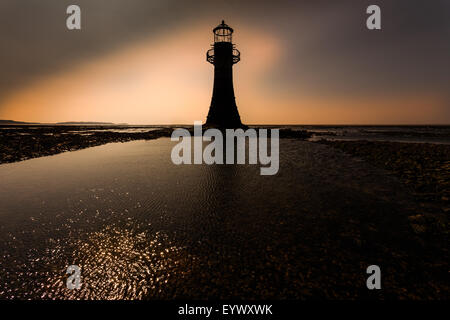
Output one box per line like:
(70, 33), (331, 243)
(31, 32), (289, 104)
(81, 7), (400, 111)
(0, 138), (448, 299)
(319, 140), (449, 236)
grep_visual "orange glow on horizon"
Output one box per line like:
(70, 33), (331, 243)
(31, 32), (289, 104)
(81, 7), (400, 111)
(0, 21), (447, 125)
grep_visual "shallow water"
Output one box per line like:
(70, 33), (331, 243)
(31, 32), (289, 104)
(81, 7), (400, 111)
(0, 138), (426, 299)
(0, 139), (265, 298)
(248, 125), (450, 144)
(300, 125), (450, 144)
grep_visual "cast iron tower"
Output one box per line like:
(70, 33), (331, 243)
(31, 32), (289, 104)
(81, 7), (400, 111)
(206, 20), (243, 128)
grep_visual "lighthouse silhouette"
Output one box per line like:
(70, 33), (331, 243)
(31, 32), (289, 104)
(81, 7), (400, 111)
(205, 21), (244, 128)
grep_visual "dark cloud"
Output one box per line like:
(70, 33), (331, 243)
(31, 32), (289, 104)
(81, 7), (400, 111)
(1, 0), (449, 109)
(263, 0), (450, 96)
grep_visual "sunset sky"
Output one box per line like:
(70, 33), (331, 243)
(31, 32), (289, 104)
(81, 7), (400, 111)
(0, 0), (449, 124)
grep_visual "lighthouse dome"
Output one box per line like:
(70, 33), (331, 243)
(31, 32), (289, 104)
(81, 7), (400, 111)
(213, 20), (233, 43)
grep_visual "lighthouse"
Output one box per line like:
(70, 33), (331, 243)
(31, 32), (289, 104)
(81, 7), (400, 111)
(206, 20), (244, 128)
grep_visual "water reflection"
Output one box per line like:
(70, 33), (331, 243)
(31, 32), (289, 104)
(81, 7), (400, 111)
(0, 139), (261, 299)
(0, 140), (202, 299)
(43, 223), (190, 300)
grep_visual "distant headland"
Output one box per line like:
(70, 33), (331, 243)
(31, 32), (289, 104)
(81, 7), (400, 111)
(0, 120), (125, 126)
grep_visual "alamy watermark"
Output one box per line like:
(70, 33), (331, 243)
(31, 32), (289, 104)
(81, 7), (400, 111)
(65, 5), (380, 31)
(66, 5), (81, 30)
(171, 122), (279, 175)
(366, 5), (381, 30)
(66, 265), (81, 290)
(366, 265), (381, 289)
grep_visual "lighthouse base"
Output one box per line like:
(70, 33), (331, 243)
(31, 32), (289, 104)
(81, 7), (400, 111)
(206, 104), (244, 129)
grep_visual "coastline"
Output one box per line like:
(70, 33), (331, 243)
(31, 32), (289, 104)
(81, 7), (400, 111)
(0, 126), (311, 164)
(0, 132), (448, 298)
(0, 126), (174, 164)
(1, 127), (448, 218)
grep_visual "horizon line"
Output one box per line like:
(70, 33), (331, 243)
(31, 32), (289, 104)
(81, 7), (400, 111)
(1, 120), (450, 127)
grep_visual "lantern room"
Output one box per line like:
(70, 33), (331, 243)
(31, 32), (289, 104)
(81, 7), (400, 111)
(213, 20), (233, 43)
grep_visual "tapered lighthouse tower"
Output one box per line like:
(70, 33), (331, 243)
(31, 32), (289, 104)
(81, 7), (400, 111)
(206, 20), (243, 128)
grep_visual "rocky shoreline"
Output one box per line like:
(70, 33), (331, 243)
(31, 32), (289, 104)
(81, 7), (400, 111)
(0, 126), (177, 164)
(0, 126), (311, 164)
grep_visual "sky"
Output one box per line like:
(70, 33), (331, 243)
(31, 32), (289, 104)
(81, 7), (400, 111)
(0, 0), (449, 124)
